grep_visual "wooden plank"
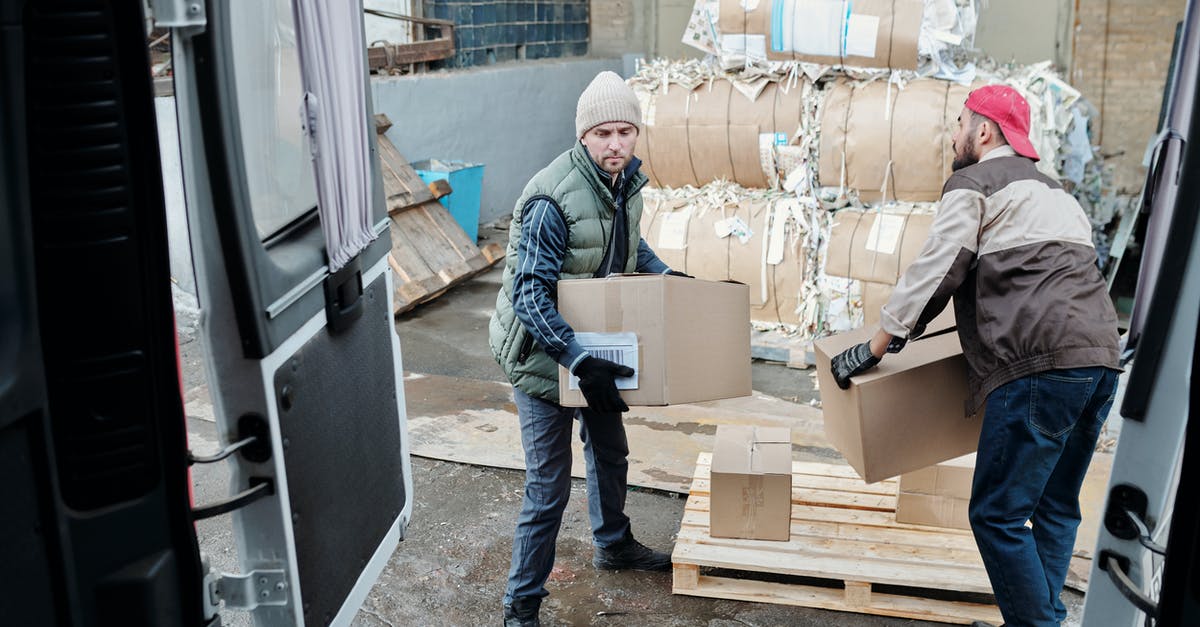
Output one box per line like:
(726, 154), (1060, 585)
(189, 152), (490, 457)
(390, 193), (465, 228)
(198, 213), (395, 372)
(376, 135), (434, 212)
(674, 575), (1003, 625)
(677, 508), (980, 552)
(394, 206), (474, 279)
(480, 243), (505, 265)
(367, 38), (454, 69)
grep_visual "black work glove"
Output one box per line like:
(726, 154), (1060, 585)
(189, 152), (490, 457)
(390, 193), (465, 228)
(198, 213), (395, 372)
(574, 356), (635, 413)
(830, 341), (881, 390)
(666, 270), (694, 278)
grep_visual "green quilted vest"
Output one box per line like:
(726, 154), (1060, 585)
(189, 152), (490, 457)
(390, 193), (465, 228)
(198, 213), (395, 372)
(488, 141), (647, 402)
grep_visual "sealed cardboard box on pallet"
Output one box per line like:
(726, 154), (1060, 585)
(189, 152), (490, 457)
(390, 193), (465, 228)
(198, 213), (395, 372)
(557, 274), (752, 407)
(710, 425), (792, 541)
(813, 327), (981, 483)
(895, 453), (976, 530)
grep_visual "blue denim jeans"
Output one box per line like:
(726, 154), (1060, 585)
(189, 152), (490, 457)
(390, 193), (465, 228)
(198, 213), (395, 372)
(504, 389), (632, 604)
(969, 366), (1119, 626)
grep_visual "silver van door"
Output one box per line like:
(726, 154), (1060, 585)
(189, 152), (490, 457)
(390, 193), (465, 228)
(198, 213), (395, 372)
(165, 0), (412, 624)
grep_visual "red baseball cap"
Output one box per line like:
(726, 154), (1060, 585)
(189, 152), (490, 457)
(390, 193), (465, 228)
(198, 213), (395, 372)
(964, 85), (1040, 161)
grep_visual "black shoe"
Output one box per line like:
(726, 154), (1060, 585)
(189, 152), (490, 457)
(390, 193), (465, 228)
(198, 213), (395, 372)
(503, 597), (540, 627)
(593, 532), (672, 572)
(970, 622), (1000, 627)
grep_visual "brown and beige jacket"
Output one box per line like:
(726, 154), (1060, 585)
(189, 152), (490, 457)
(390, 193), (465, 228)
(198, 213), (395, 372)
(881, 145), (1121, 413)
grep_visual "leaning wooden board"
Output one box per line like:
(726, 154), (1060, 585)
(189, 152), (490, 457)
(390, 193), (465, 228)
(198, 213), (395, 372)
(375, 114), (503, 314)
(672, 452), (1003, 625)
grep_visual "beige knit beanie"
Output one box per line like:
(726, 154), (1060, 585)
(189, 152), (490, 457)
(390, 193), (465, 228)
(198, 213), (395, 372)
(575, 71), (642, 138)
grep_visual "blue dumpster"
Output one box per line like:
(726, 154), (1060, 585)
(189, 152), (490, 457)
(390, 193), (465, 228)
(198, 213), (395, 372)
(412, 159), (484, 243)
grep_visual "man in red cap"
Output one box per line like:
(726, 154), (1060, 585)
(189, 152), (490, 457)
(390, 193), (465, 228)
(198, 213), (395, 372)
(830, 84), (1121, 626)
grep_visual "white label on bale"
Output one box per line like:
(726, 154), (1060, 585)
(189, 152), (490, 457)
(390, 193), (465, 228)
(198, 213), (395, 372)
(865, 213), (906, 255)
(767, 200), (794, 265)
(740, 0), (760, 10)
(844, 14), (879, 57)
(569, 332), (639, 391)
(788, 0), (842, 57)
(658, 207), (691, 250)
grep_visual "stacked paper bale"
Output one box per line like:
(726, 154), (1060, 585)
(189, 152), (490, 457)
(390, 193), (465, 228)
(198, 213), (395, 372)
(631, 3), (1118, 342)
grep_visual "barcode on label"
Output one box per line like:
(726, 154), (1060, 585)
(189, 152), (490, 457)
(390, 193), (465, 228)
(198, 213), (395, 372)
(589, 348), (627, 365)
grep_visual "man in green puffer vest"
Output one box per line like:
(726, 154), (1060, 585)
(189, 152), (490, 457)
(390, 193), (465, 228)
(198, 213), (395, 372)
(489, 71), (685, 627)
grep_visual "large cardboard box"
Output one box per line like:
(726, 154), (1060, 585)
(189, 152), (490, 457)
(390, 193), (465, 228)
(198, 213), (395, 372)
(813, 327), (982, 483)
(557, 275), (752, 407)
(710, 425), (793, 541)
(896, 454), (976, 530)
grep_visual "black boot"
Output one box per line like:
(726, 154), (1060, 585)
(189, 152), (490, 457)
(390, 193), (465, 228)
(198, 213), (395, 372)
(593, 532), (672, 572)
(503, 596), (540, 627)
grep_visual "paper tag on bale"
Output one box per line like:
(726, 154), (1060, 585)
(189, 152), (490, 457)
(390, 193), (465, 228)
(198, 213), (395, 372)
(865, 214), (906, 255)
(657, 208), (692, 250)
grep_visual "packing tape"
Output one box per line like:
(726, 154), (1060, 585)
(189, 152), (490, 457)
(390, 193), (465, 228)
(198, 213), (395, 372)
(603, 278), (622, 333)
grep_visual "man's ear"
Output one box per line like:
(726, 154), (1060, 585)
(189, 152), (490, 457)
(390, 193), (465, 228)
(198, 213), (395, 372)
(978, 120), (995, 144)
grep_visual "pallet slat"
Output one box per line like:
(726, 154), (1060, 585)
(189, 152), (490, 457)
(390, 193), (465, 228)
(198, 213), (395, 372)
(672, 453), (1002, 625)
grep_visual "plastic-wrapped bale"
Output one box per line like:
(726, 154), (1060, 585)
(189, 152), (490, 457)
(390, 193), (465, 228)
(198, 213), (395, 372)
(641, 190), (811, 327)
(716, 0), (924, 70)
(638, 79), (806, 189)
(818, 78), (978, 202)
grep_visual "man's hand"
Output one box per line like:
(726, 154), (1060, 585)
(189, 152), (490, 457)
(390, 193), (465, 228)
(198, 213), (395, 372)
(830, 342), (881, 390)
(574, 356), (635, 413)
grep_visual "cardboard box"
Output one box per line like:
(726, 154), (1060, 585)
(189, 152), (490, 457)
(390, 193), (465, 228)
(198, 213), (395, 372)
(710, 425), (793, 541)
(557, 274), (752, 407)
(899, 453), (976, 498)
(895, 454), (976, 529)
(895, 492), (971, 530)
(813, 327), (982, 483)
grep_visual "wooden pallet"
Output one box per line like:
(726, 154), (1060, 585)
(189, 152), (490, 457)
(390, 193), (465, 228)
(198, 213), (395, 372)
(750, 328), (814, 369)
(672, 453), (1003, 625)
(375, 115), (503, 314)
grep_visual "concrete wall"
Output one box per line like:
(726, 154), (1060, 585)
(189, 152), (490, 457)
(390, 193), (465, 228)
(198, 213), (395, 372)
(590, 0), (701, 61)
(1072, 0), (1186, 193)
(975, 0), (1073, 69)
(370, 57), (623, 226)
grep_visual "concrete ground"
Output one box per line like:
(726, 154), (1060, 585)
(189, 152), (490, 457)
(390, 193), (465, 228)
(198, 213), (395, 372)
(178, 228), (1085, 626)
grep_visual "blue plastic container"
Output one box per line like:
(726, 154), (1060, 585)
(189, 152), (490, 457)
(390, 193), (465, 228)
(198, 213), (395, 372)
(412, 159), (484, 243)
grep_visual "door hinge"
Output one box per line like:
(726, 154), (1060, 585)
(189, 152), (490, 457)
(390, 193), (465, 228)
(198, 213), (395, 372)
(210, 569), (290, 611)
(149, 0), (206, 28)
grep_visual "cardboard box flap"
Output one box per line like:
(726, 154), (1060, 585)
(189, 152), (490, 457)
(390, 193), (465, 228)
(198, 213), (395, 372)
(712, 425), (792, 476)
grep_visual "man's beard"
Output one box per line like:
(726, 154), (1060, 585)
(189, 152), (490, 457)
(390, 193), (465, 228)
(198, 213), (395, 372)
(951, 135), (979, 171)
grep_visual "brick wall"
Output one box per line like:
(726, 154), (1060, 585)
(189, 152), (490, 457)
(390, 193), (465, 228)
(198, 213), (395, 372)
(1071, 0), (1186, 192)
(421, 1), (590, 67)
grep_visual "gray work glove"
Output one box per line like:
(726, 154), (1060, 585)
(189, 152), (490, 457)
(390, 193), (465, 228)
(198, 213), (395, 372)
(830, 342), (880, 390)
(574, 356), (635, 413)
